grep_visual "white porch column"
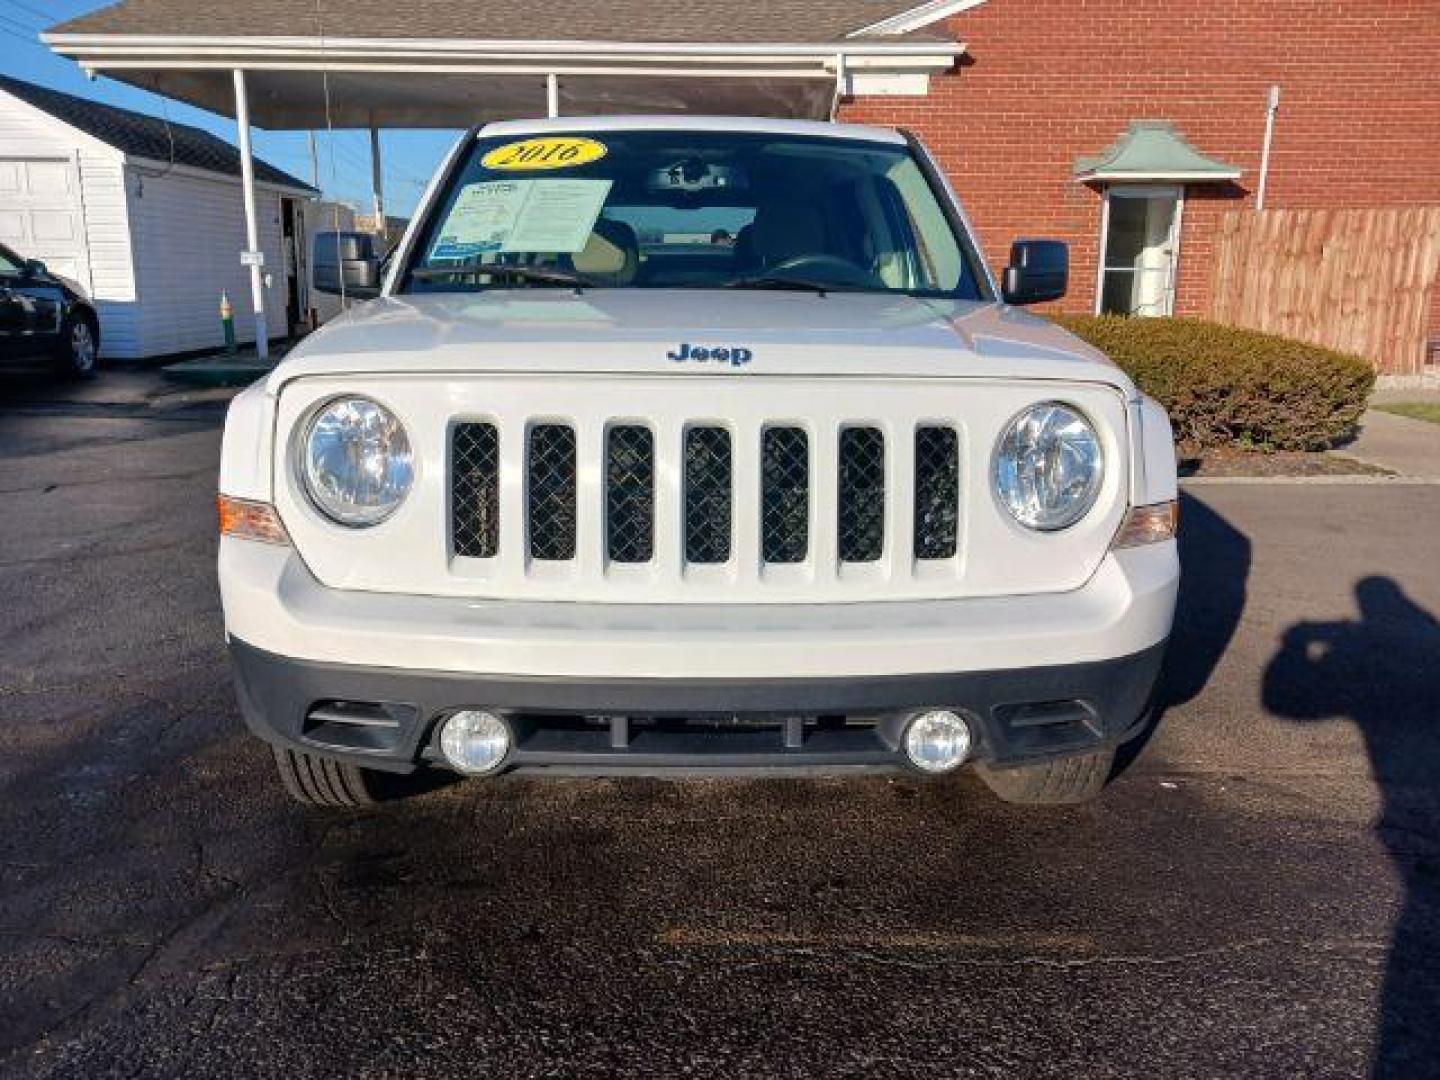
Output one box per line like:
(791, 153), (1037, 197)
(369, 124), (386, 240)
(546, 73), (560, 118)
(231, 68), (268, 361)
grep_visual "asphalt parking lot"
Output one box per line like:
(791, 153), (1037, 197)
(2, 371), (1438, 1078)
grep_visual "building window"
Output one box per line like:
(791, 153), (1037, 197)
(1096, 185), (1183, 317)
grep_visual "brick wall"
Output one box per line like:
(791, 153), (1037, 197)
(841, 0), (1440, 332)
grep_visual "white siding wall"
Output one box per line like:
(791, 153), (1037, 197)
(0, 93), (140, 358)
(125, 166), (292, 356)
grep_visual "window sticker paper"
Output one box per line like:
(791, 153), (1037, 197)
(428, 178), (613, 260)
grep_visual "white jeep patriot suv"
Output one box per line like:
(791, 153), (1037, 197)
(217, 117), (1179, 808)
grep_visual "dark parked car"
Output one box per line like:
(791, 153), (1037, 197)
(0, 243), (100, 378)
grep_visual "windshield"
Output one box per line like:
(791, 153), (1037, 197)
(401, 129), (989, 298)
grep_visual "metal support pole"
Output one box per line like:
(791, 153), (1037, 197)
(830, 53), (848, 121)
(1257, 84), (1281, 211)
(369, 124), (386, 240)
(232, 69), (268, 361)
(546, 73), (560, 118)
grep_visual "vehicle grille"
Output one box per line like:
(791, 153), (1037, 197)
(451, 422), (499, 558)
(914, 426), (960, 560)
(527, 424), (577, 561)
(838, 427), (885, 562)
(606, 425), (654, 564)
(684, 426), (733, 564)
(450, 420), (962, 571)
(761, 426), (809, 564)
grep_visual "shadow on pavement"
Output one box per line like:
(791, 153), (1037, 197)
(1264, 578), (1440, 1077)
(1116, 491), (1252, 775)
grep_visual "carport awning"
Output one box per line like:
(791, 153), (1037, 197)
(1074, 120), (1242, 184)
(33, 52), (954, 128)
(43, 1), (966, 128)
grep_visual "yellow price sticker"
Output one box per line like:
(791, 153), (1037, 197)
(480, 137), (608, 172)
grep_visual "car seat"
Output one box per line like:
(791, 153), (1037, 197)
(571, 218), (640, 286)
(749, 198), (830, 270)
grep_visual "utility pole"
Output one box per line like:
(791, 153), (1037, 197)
(369, 124), (386, 242)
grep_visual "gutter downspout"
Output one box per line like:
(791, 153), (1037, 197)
(1256, 84), (1280, 211)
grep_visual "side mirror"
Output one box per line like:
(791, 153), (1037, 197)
(21, 259), (47, 278)
(313, 231), (382, 300)
(1002, 240), (1067, 306)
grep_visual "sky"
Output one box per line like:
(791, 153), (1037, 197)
(0, 0), (460, 218)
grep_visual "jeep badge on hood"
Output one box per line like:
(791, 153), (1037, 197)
(667, 343), (754, 367)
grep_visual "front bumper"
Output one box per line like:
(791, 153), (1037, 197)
(230, 637), (1167, 776)
(221, 536), (1177, 776)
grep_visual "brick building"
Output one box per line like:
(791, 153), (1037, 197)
(841, 0), (1440, 342)
(44, 0), (1440, 371)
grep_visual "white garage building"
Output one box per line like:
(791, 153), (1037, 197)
(0, 74), (317, 360)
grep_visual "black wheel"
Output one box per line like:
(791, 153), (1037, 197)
(54, 313), (99, 380)
(272, 746), (378, 808)
(977, 749), (1115, 806)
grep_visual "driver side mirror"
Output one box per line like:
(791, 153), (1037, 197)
(1002, 240), (1067, 306)
(21, 259), (47, 278)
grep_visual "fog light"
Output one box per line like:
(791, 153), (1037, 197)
(904, 709), (973, 773)
(439, 710), (511, 775)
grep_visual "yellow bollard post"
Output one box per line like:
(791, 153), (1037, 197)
(220, 291), (236, 356)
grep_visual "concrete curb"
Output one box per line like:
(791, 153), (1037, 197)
(1181, 475), (1440, 486)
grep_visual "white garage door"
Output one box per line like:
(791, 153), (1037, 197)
(0, 157), (90, 288)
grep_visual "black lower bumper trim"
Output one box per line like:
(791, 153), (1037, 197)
(229, 638), (1168, 777)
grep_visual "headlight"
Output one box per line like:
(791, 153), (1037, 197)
(993, 402), (1104, 530)
(300, 396), (413, 526)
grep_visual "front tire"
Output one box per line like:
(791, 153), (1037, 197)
(54, 314), (99, 380)
(977, 749), (1115, 806)
(272, 747), (378, 808)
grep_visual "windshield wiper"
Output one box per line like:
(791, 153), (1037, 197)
(410, 262), (592, 289)
(723, 274), (835, 296)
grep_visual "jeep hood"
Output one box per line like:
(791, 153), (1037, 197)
(268, 291), (1134, 395)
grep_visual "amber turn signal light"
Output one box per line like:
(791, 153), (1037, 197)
(218, 495), (290, 545)
(1111, 500), (1179, 549)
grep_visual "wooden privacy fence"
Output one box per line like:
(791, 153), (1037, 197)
(1209, 207), (1440, 375)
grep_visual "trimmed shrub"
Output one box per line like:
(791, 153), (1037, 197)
(1053, 316), (1375, 451)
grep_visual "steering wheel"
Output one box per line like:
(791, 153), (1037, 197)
(762, 253), (880, 289)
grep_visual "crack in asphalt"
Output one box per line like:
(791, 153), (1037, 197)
(0, 469), (214, 495)
(0, 864), (253, 1070)
(662, 935), (1391, 973)
(0, 537), (202, 571)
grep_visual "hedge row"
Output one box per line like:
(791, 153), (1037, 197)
(1053, 316), (1375, 451)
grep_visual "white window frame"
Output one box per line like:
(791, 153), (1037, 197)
(1093, 183), (1185, 317)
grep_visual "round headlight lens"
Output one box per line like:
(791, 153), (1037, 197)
(300, 396), (413, 526)
(993, 402), (1104, 530)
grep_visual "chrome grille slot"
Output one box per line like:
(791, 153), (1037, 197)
(761, 426), (809, 564)
(527, 424), (577, 561)
(914, 426), (959, 559)
(606, 425), (654, 564)
(451, 422), (499, 559)
(684, 426), (733, 564)
(838, 426), (885, 563)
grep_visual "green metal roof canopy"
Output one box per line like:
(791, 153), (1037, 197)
(1074, 120), (1242, 183)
